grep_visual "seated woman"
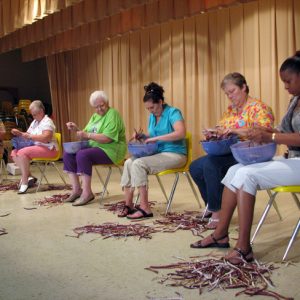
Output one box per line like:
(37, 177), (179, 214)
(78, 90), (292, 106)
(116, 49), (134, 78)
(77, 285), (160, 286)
(11, 100), (59, 194)
(119, 82), (187, 219)
(189, 73), (274, 229)
(190, 51), (300, 264)
(64, 90), (126, 206)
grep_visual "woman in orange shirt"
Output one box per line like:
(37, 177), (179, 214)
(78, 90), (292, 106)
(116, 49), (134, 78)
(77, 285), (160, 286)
(189, 73), (274, 229)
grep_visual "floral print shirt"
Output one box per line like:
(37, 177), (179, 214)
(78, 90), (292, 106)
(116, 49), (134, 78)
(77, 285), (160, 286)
(218, 98), (274, 129)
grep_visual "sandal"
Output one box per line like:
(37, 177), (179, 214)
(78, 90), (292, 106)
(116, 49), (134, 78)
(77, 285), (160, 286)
(224, 247), (254, 265)
(206, 218), (219, 230)
(126, 207), (153, 219)
(117, 205), (136, 218)
(190, 233), (230, 249)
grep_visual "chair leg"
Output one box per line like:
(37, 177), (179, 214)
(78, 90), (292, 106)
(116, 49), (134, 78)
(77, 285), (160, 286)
(94, 167), (106, 187)
(0, 159), (7, 183)
(291, 193), (300, 210)
(165, 173), (179, 215)
(155, 175), (168, 202)
(100, 167), (112, 201)
(36, 162), (49, 192)
(117, 166), (123, 176)
(266, 189), (282, 221)
(251, 192), (278, 244)
(52, 162), (67, 185)
(201, 204), (209, 221)
(184, 172), (202, 209)
(282, 218), (300, 261)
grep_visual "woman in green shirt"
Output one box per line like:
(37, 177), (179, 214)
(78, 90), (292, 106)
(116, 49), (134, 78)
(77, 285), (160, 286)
(63, 91), (127, 206)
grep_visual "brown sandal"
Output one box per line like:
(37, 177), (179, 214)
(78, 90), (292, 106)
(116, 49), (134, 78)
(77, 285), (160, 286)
(117, 205), (136, 218)
(224, 247), (254, 265)
(190, 234), (230, 249)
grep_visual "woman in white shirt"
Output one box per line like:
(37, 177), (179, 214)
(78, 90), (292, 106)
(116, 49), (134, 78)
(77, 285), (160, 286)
(11, 100), (58, 194)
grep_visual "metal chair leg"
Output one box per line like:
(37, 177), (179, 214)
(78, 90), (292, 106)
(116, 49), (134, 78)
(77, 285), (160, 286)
(291, 193), (300, 210)
(52, 162), (67, 185)
(266, 189), (282, 220)
(100, 167), (112, 201)
(282, 218), (300, 261)
(251, 192), (278, 244)
(184, 171), (201, 208)
(94, 167), (106, 188)
(155, 175), (168, 202)
(201, 204), (209, 221)
(165, 173), (180, 215)
(0, 159), (7, 183)
(36, 162), (49, 192)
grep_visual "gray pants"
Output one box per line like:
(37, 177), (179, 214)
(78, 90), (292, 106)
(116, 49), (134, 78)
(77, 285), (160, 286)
(121, 152), (187, 188)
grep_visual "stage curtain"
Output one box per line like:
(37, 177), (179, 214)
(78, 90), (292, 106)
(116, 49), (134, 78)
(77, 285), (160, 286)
(0, 0), (251, 56)
(47, 0), (299, 157)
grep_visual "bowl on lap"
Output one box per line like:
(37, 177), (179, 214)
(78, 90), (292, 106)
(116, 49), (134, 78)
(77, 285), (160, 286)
(63, 141), (90, 154)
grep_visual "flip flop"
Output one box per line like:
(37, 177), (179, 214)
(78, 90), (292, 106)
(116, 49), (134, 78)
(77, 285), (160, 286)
(118, 205), (137, 218)
(126, 207), (153, 219)
(190, 234), (230, 249)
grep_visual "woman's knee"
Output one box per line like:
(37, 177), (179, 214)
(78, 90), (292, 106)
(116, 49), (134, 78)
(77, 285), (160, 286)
(76, 150), (90, 164)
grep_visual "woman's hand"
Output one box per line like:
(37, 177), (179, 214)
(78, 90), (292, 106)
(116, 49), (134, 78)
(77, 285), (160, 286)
(22, 132), (32, 140)
(76, 130), (89, 140)
(145, 137), (158, 144)
(247, 127), (272, 143)
(11, 128), (22, 136)
(66, 122), (80, 131)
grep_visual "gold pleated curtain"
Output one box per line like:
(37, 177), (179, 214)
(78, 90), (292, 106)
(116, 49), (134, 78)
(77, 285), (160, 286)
(47, 0), (300, 157)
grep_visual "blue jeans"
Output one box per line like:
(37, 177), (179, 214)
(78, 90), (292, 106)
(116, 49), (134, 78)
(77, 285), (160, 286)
(189, 154), (237, 211)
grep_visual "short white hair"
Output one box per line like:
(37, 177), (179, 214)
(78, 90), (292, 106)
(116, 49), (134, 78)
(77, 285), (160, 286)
(89, 90), (109, 106)
(29, 100), (45, 113)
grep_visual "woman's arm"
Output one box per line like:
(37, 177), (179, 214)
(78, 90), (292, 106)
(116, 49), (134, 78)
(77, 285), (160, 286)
(76, 131), (112, 144)
(230, 126), (278, 137)
(23, 130), (53, 143)
(145, 120), (186, 143)
(248, 128), (300, 146)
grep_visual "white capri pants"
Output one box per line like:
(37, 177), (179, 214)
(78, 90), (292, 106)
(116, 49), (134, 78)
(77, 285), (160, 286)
(121, 152), (187, 189)
(221, 157), (300, 196)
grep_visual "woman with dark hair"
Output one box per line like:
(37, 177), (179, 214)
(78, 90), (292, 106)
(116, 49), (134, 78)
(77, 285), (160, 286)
(189, 72), (274, 229)
(119, 82), (187, 219)
(190, 51), (300, 264)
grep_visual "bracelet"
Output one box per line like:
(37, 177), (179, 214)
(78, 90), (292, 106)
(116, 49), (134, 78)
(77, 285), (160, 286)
(271, 133), (276, 142)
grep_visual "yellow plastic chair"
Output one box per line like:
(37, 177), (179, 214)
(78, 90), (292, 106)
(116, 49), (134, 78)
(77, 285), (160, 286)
(32, 132), (67, 192)
(94, 161), (124, 202)
(135, 132), (202, 215)
(251, 186), (300, 260)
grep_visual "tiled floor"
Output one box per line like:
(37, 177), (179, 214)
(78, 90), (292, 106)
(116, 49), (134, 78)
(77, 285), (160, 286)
(0, 162), (299, 300)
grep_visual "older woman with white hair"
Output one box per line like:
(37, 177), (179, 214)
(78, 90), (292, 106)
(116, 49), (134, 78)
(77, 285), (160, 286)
(64, 90), (127, 206)
(11, 100), (59, 194)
